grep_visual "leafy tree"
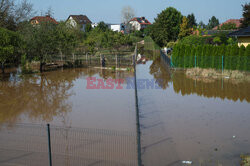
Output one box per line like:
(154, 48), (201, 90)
(54, 22), (81, 60)
(178, 16), (192, 39)
(187, 13), (197, 28)
(219, 22), (237, 30)
(97, 21), (108, 32)
(0, 0), (34, 31)
(149, 7), (182, 47)
(179, 35), (210, 45)
(133, 30), (144, 38)
(198, 21), (206, 29)
(0, 27), (20, 73)
(207, 16), (219, 29)
(212, 32), (230, 45)
(85, 23), (92, 33)
(240, 3), (250, 28)
(227, 38), (236, 45)
(213, 37), (221, 45)
(20, 22), (59, 72)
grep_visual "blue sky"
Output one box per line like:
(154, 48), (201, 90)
(30, 0), (249, 24)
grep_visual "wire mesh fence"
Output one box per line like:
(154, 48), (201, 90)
(0, 123), (137, 166)
(43, 52), (134, 69)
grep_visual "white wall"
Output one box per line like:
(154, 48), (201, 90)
(67, 17), (77, 28)
(129, 21), (141, 31)
(66, 16), (86, 32)
(91, 23), (98, 28)
(110, 24), (121, 32)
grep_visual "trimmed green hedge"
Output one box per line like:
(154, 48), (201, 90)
(172, 44), (250, 71)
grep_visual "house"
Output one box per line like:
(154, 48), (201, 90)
(107, 24), (122, 32)
(91, 23), (124, 32)
(213, 19), (243, 30)
(30, 15), (58, 25)
(91, 23), (98, 28)
(128, 17), (151, 31)
(228, 26), (250, 47)
(66, 15), (92, 32)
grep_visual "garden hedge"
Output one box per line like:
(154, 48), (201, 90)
(172, 44), (250, 71)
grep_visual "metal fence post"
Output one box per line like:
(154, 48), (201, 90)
(133, 44), (142, 166)
(170, 55), (172, 67)
(47, 124), (52, 166)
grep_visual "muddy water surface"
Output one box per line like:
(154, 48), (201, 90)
(0, 56), (250, 165)
(0, 67), (138, 166)
(138, 58), (250, 166)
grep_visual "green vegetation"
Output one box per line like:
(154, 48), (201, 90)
(144, 36), (161, 50)
(172, 44), (250, 71)
(1, 20), (134, 73)
(218, 22), (237, 30)
(178, 16), (192, 39)
(207, 16), (220, 29)
(148, 7), (182, 47)
(240, 3), (250, 28)
(178, 31), (237, 46)
(187, 13), (197, 28)
(0, 27), (20, 73)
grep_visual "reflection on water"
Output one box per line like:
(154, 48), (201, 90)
(0, 57), (249, 165)
(0, 68), (134, 128)
(138, 57), (250, 166)
(150, 57), (250, 102)
(0, 67), (137, 166)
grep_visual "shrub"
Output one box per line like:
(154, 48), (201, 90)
(237, 45), (245, 70)
(172, 43), (249, 71)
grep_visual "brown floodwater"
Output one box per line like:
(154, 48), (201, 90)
(0, 67), (138, 166)
(0, 56), (250, 165)
(138, 57), (250, 166)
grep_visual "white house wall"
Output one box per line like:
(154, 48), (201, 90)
(110, 25), (121, 32)
(91, 23), (98, 28)
(67, 17), (77, 28)
(129, 21), (141, 31)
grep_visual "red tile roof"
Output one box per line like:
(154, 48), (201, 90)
(213, 18), (243, 30)
(129, 17), (151, 25)
(30, 16), (58, 24)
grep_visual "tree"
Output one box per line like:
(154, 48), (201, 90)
(187, 13), (197, 28)
(54, 22), (80, 61)
(219, 22), (237, 30)
(85, 23), (92, 33)
(0, 0), (34, 31)
(149, 7), (182, 47)
(213, 37), (221, 45)
(178, 16), (192, 39)
(198, 21), (206, 29)
(207, 16), (219, 29)
(97, 21), (108, 32)
(121, 6), (135, 24)
(20, 22), (58, 72)
(240, 3), (250, 28)
(0, 27), (20, 73)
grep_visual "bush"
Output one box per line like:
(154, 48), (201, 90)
(237, 45), (245, 70)
(244, 45), (250, 71)
(179, 35), (208, 45)
(172, 43), (249, 71)
(167, 41), (177, 48)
